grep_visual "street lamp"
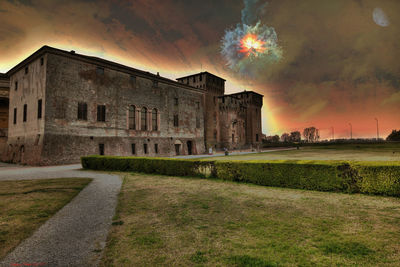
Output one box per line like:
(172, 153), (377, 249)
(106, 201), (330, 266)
(374, 118), (379, 140)
(348, 123), (352, 140)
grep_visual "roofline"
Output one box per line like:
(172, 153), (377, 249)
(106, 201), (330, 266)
(176, 71), (226, 82)
(6, 45), (205, 94)
(0, 73), (8, 79)
(226, 91), (264, 97)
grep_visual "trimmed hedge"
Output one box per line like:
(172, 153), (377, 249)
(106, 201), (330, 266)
(81, 156), (400, 197)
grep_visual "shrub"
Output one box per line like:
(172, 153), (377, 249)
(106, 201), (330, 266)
(81, 156), (400, 197)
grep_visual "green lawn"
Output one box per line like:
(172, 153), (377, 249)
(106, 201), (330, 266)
(207, 143), (400, 161)
(102, 173), (400, 266)
(0, 178), (92, 259)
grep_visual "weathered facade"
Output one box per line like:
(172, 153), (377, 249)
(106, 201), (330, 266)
(2, 46), (263, 165)
(0, 73), (9, 153)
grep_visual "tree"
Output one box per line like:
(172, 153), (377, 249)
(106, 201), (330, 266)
(303, 127), (320, 142)
(290, 131), (301, 142)
(281, 133), (290, 142)
(387, 130), (400, 141)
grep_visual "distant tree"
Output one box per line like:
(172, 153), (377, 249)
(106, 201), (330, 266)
(263, 135), (280, 143)
(290, 131), (301, 142)
(281, 133), (290, 142)
(387, 130), (400, 141)
(272, 135), (280, 143)
(303, 127), (320, 142)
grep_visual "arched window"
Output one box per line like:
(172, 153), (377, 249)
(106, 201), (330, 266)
(141, 107), (147, 131)
(129, 105), (136, 130)
(152, 109), (158, 131)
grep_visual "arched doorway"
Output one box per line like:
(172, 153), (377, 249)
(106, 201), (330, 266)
(187, 140), (193, 155)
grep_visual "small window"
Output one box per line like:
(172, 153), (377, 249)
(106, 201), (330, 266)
(15, 81), (18, 91)
(129, 105), (136, 130)
(23, 104), (27, 122)
(13, 108), (17, 124)
(193, 76), (196, 83)
(96, 67), (104, 75)
(174, 98), (178, 106)
(25, 67), (28, 74)
(37, 99), (42, 119)
(196, 116), (200, 129)
(97, 105), (106, 122)
(232, 134), (234, 143)
(154, 144), (158, 154)
(152, 109), (158, 131)
(153, 80), (158, 87)
(78, 102), (88, 120)
(199, 75), (202, 81)
(143, 143), (148, 154)
(99, 144), (104, 155)
(256, 134), (259, 142)
(131, 143), (136, 154)
(40, 57), (44, 66)
(196, 101), (200, 109)
(173, 114), (179, 127)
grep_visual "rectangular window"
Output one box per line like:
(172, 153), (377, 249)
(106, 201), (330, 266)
(256, 134), (259, 142)
(143, 143), (148, 154)
(173, 114), (179, 127)
(23, 104), (27, 122)
(40, 57), (44, 66)
(25, 67), (28, 74)
(154, 144), (158, 154)
(13, 108), (17, 124)
(78, 102), (88, 120)
(174, 98), (178, 106)
(15, 81), (18, 91)
(99, 144), (104, 155)
(199, 75), (202, 81)
(96, 66), (104, 75)
(196, 116), (200, 129)
(37, 99), (42, 119)
(131, 143), (136, 154)
(97, 105), (106, 122)
(193, 76), (196, 83)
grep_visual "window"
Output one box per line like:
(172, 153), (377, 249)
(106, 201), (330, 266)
(25, 67), (28, 74)
(154, 144), (158, 154)
(174, 98), (178, 106)
(196, 101), (200, 109)
(23, 104), (27, 122)
(38, 99), (42, 119)
(131, 143), (136, 154)
(232, 134), (235, 143)
(175, 144), (181, 155)
(152, 109), (158, 131)
(153, 80), (158, 87)
(129, 105), (136, 130)
(256, 134), (259, 142)
(199, 75), (202, 81)
(99, 144), (104, 155)
(40, 57), (44, 66)
(97, 105), (106, 122)
(193, 76), (196, 83)
(78, 102), (87, 120)
(143, 143), (148, 154)
(196, 116), (200, 128)
(15, 81), (18, 91)
(96, 67), (104, 75)
(173, 114), (179, 127)
(141, 107), (148, 130)
(13, 108), (17, 124)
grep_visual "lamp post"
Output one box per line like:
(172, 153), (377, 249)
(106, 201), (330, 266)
(374, 118), (379, 140)
(348, 123), (352, 140)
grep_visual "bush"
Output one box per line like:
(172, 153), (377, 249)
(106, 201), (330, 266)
(81, 156), (400, 197)
(81, 155), (215, 178)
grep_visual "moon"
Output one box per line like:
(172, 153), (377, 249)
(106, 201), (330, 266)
(373, 8), (390, 27)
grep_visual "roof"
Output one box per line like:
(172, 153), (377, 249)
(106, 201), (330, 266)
(226, 91), (264, 98)
(0, 73), (8, 79)
(6, 45), (205, 93)
(176, 71), (226, 81)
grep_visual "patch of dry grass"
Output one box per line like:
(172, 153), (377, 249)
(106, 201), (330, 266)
(0, 178), (92, 259)
(102, 173), (400, 266)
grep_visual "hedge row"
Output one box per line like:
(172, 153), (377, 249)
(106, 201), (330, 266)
(81, 156), (400, 197)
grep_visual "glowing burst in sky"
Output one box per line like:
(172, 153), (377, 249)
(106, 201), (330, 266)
(221, 1), (282, 76)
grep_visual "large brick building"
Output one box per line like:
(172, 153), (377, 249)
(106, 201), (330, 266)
(1, 46), (263, 165)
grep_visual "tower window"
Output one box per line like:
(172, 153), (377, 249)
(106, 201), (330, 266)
(38, 99), (42, 119)
(23, 104), (27, 122)
(141, 107), (147, 130)
(143, 143), (148, 154)
(129, 105), (136, 130)
(40, 57), (44, 66)
(154, 144), (158, 154)
(131, 143), (136, 154)
(25, 67), (28, 74)
(13, 108), (17, 124)
(174, 98), (179, 106)
(152, 108), (158, 131)
(15, 81), (18, 91)
(97, 105), (106, 122)
(173, 114), (179, 127)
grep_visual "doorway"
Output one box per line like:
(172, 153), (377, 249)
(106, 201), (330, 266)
(187, 141), (193, 155)
(175, 144), (181, 155)
(99, 143), (104, 155)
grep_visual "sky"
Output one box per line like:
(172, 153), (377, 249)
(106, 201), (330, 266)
(0, 0), (399, 139)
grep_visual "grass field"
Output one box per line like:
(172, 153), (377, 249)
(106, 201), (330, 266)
(102, 173), (400, 266)
(0, 178), (92, 259)
(207, 143), (400, 161)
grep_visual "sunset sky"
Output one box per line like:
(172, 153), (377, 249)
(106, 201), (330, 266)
(0, 0), (399, 139)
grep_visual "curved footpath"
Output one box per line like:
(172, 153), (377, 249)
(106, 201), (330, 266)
(0, 164), (122, 267)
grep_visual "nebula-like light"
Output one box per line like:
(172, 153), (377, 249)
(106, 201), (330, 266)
(239, 33), (267, 56)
